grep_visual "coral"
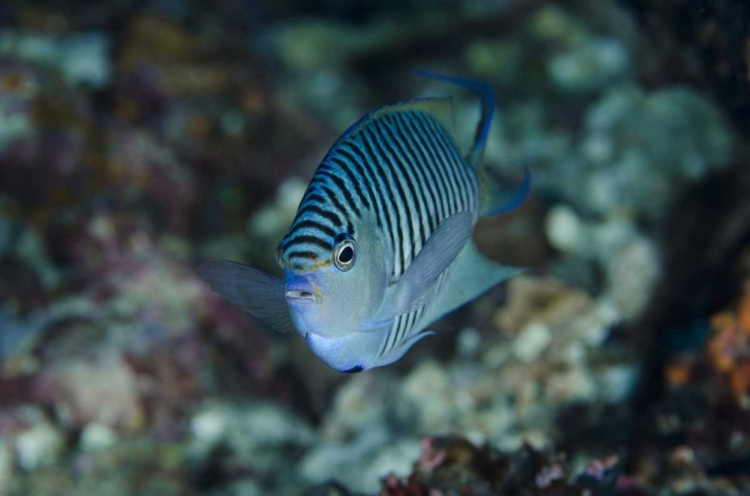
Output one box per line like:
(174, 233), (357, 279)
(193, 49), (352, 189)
(380, 436), (645, 496)
(188, 401), (317, 493)
(667, 279), (750, 404)
(545, 206), (662, 321)
(646, 277), (750, 494)
(621, 0), (750, 135)
(0, 31), (111, 88)
(0, 0), (747, 494)
(579, 85), (733, 219)
(7, 438), (193, 496)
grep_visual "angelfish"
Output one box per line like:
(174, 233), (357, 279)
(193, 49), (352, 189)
(198, 71), (530, 373)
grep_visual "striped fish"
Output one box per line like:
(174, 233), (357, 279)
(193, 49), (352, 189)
(199, 70), (530, 373)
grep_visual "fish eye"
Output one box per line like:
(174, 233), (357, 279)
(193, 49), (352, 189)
(333, 233), (357, 271)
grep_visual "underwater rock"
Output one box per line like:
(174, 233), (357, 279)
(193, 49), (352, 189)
(545, 206), (662, 321)
(547, 38), (630, 92)
(300, 427), (393, 493)
(33, 351), (149, 435)
(300, 373), (401, 492)
(189, 401), (315, 492)
(545, 204), (592, 257)
(689, 280), (750, 403)
(498, 82), (732, 226)
(14, 414), (65, 471)
(8, 438), (193, 495)
(400, 361), (458, 433)
(1, 0), (748, 494)
(0, 406), (66, 472)
(379, 435), (645, 496)
(0, 306), (47, 366)
(0, 59), (90, 214)
(621, 0), (750, 136)
(644, 277), (750, 493)
(464, 39), (524, 88)
(579, 85), (733, 220)
(529, 4), (591, 47)
(633, 162), (750, 413)
(0, 31), (111, 88)
(489, 275), (637, 446)
(79, 423), (118, 452)
(0, 439), (13, 493)
(604, 233), (661, 322)
(104, 127), (199, 234)
(320, 373), (392, 441)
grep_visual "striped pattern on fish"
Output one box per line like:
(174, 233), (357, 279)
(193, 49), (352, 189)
(280, 108), (479, 279)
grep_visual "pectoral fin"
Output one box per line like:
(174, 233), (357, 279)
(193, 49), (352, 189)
(368, 211), (474, 323)
(198, 260), (297, 334)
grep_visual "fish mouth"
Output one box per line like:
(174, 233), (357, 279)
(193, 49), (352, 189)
(285, 289), (320, 302)
(284, 276), (321, 303)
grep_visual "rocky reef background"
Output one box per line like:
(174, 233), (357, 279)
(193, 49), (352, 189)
(0, 0), (748, 494)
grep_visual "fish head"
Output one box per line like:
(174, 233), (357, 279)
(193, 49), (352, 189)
(281, 219), (392, 370)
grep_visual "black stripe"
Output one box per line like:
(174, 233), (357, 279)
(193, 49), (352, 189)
(296, 204), (344, 229)
(286, 250), (319, 260)
(371, 121), (418, 267)
(419, 113), (460, 213)
(336, 145), (383, 227)
(394, 313), (409, 349)
(384, 317), (401, 355)
(359, 132), (400, 273)
(292, 219), (337, 238)
(395, 114), (442, 233)
(391, 113), (434, 242)
(326, 155), (371, 210)
(428, 117), (472, 210)
(409, 113), (451, 221)
(303, 193), (327, 205)
(316, 169), (361, 217)
(419, 113), (461, 215)
(284, 234), (331, 251)
(320, 185), (349, 223)
(382, 115), (429, 247)
(364, 127), (409, 275)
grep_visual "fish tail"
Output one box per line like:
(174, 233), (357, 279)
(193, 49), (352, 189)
(414, 69), (495, 167)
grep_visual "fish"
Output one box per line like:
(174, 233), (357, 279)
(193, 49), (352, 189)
(198, 70), (531, 373)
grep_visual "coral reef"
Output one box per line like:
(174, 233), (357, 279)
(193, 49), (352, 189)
(380, 436), (644, 496)
(0, 0), (747, 494)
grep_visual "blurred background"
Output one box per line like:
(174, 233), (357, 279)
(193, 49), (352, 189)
(0, 0), (749, 494)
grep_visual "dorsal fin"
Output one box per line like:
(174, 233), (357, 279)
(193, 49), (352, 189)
(414, 69), (495, 168)
(414, 69), (530, 217)
(328, 96), (456, 151)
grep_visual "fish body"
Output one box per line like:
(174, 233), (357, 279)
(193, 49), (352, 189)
(199, 71), (530, 372)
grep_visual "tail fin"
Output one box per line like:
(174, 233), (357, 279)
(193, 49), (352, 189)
(414, 69), (495, 167)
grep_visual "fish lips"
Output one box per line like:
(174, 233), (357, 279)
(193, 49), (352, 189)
(284, 275), (321, 304)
